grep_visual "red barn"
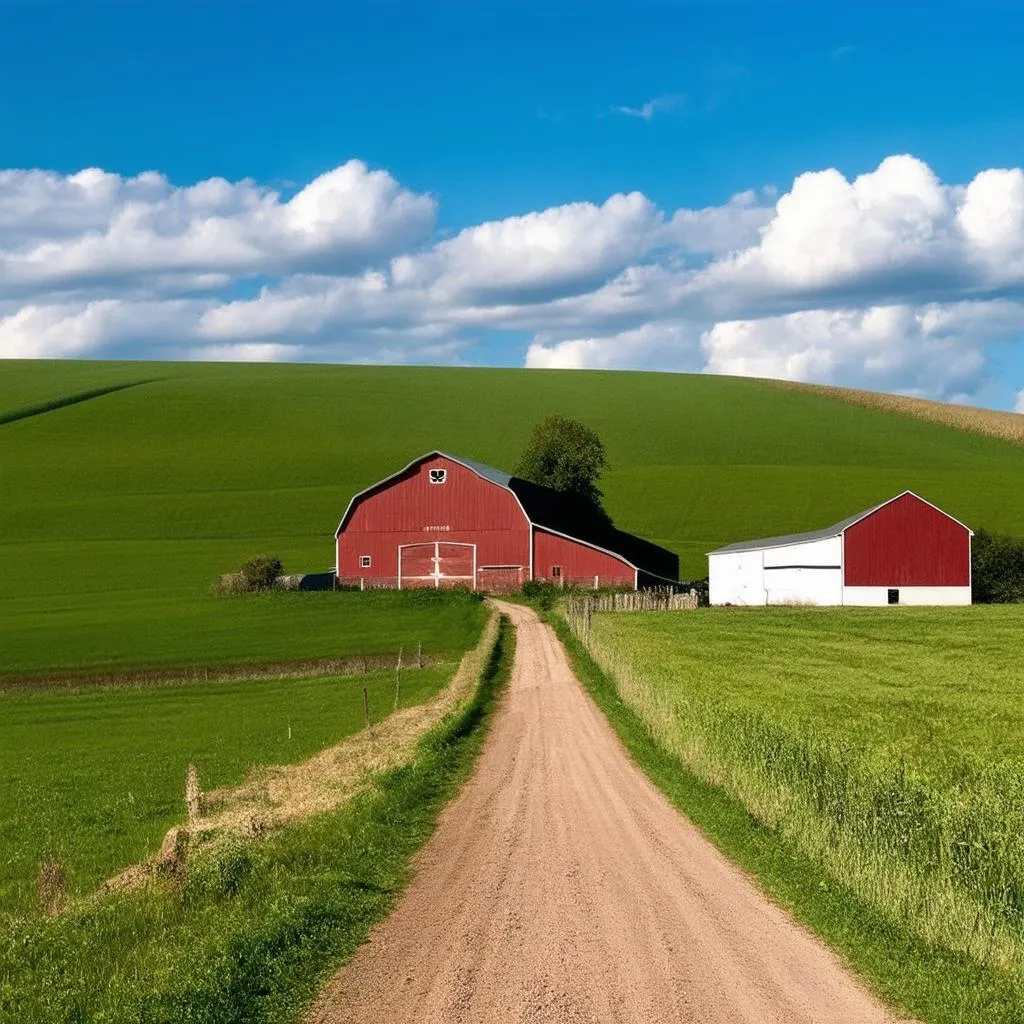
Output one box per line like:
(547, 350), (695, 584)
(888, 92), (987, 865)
(708, 491), (973, 606)
(335, 451), (678, 591)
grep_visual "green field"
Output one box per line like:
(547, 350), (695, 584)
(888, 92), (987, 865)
(0, 620), (513, 1024)
(0, 588), (485, 678)
(0, 662), (457, 918)
(3, 360), (1024, 674)
(579, 606), (1024, 1017)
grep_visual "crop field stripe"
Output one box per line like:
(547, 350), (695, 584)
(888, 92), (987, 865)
(0, 379), (159, 426)
(544, 608), (1021, 1024)
(0, 615), (514, 1024)
(0, 649), (442, 691)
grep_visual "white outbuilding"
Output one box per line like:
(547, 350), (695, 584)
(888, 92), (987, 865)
(707, 491), (973, 607)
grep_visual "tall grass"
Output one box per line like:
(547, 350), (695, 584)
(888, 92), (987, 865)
(575, 607), (1024, 988)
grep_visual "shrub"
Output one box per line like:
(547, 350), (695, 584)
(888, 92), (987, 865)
(972, 529), (1024, 603)
(213, 573), (249, 595)
(521, 579), (563, 610)
(239, 555), (283, 592)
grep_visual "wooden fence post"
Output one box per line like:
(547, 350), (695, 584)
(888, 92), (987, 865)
(394, 646), (403, 711)
(362, 687), (371, 730)
(185, 763), (203, 824)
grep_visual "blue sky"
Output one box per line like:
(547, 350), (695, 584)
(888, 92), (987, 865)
(2, 0), (1024, 410)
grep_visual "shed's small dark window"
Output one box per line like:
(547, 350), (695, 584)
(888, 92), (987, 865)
(887, 588), (899, 605)
(429, 468), (447, 484)
(551, 565), (562, 578)
(360, 555), (372, 569)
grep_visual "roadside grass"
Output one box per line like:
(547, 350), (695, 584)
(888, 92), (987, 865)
(0, 662), (454, 918)
(0, 589), (486, 679)
(552, 605), (1024, 1023)
(0, 616), (513, 1024)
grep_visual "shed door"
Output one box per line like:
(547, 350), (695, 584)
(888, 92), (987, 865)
(398, 542), (476, 589)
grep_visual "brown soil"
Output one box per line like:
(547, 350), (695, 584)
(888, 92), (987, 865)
(311, 601), (910, 1024)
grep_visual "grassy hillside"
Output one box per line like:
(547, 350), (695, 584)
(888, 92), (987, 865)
(3, 360), (1024, 671)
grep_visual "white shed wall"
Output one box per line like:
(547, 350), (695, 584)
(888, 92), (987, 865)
(710, 537), (843, 606)
(764, 567), (843, 605)
(762, 537), (841, 568)
(708, 551), (766, 606)
(842, 586), (972, 606)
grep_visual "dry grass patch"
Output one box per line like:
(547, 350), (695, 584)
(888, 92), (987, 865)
(774, 380), (1024, 446)
(101, 608), (500, 896)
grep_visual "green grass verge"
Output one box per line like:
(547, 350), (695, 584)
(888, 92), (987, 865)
(0, 615), (513, 1024)
(0, 663), (454, 917)
(545, 608), (1022, 1024)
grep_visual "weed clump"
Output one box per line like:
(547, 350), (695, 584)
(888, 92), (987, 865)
(37, 858), (66, 917)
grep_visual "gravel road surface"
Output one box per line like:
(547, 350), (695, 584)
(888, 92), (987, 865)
(311, 600), (907, 1024)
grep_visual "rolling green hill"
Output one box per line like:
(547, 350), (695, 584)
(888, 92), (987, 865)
(3, 359), (1024, 673)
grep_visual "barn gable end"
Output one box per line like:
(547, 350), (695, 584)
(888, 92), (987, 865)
(337, 454), (530, 588)
(842, 492), (972, 601)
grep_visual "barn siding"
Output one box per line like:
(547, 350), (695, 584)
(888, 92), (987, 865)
(337, 456), (530, 582)
(533, 528), (635, 586)
(843, 493), (970, 587)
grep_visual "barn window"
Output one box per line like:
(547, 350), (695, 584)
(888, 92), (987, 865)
(551, 565), (562, 578)
(429, 468), (447, 484)
(360, 555), (372, 569)
(887, 588), (899, 605)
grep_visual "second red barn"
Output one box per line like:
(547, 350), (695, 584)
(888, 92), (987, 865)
(335, 451), (678, 591)
(707, 491), (973, 606)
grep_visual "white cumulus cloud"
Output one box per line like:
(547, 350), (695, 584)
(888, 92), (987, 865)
(187, 342), (304, 363)
(700, 302), (1024, 398)
(526, 322), (700, 371)
(0, 160), (435, 298)
(391, 191), (665, 303)
(1, 154), (1023, 408)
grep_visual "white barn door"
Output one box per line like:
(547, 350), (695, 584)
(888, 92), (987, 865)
(398, 542), (477, 589)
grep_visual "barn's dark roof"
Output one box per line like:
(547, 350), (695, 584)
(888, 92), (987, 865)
(437, 452), (512, 489)
(506, 477), (678, 583)
(706, 490), (971, 556)
(350, 450), (679, 583)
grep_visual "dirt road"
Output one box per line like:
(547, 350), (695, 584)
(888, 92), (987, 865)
(311, 601), (907, 1024)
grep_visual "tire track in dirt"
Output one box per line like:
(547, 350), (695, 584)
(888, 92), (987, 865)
(311, 600), (910, 1024)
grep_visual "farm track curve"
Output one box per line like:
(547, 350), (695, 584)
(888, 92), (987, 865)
(311, 600), (909, 1024)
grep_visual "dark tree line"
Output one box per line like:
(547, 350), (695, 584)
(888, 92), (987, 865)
(972, 530), (1024, 603)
